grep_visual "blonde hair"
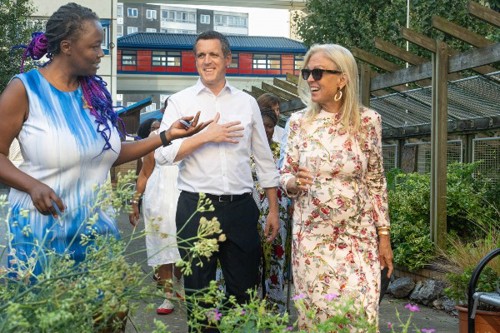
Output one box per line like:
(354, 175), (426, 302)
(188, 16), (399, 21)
(298, 44), (361, 132)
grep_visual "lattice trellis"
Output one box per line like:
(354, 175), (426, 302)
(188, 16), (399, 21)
(473, 137), (500, 185)
(382, 144), (398, 172)
(404, 140), (463, 173)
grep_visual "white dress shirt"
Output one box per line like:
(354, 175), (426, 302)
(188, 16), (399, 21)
(155, 79), (279, 195)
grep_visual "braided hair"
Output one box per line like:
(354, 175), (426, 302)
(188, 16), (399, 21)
(18, 3), (123, 151)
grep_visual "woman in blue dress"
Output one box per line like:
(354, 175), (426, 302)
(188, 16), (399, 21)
(0, 3), (208, 276)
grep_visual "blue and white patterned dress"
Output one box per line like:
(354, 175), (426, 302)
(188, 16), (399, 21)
(7, 69), (121, 274)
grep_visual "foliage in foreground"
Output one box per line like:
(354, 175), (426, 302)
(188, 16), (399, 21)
(0, 172), (437, 332)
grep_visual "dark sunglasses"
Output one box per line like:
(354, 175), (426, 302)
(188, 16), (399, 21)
(301, 68), (342, 81)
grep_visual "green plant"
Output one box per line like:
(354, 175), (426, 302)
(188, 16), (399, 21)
(388, 162), (499, 271)
(0, 172), (225, 333)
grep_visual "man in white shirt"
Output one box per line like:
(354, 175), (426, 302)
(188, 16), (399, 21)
(156, 30), (279, 332)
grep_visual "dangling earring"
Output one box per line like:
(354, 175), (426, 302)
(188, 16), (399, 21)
(334, 89), (343, 102)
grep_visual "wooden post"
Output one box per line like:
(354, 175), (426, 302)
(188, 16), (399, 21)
(359, 63), (371, 107)
(430, 41), (448, 249)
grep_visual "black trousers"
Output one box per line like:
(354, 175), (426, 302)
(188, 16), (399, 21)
(176, 191), (260, 333)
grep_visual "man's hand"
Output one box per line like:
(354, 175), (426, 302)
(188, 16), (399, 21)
(203, 112), (244, 144)
(263, 209), (279, 242)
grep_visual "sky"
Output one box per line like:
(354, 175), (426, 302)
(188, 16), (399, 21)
(176, 4), (291, 37)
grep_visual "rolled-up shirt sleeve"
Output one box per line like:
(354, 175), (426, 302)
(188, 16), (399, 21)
(154, 99), (184, 165)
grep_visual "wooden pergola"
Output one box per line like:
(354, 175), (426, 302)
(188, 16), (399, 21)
(246, 1), (500, 249)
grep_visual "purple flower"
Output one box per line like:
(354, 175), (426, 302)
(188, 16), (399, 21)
(285, 326), (294, 331)
(404, 303), (420, 312)
(292, 293), (306, 301)
(206, 308), (222, 322)
(387, 322), (393, 329)
(324, 293), (338, 301)
(421, 329), (436, 333)
(240, 309), (246, 315)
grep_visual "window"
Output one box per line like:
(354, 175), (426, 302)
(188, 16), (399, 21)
(294, 55), (304, 70)
(117, 4), (123, 18)
(145, 103), (157, 112)
(116, 25), (123, 37)
(122, 50), (137, 66)
(146, 9), (157, 20)
(152, 51), (181, 67)
(127, 8), (138, 18)
(214, 15), (247, 27)
(252, 54), (281, 70)
(146, 28), (157, 33)
(200, 14), (210, 24)
(127, 26), (138, 35)
(229, 53), (239, 69)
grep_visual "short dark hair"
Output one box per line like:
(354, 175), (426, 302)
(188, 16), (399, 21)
(137, 118), (158, 139)
(257, 93), (280, 111)
(193, 30), (231, 57)
(261, 108), (278, 127)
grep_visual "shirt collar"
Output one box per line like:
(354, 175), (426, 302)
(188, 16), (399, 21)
(194, 78), (236, 96)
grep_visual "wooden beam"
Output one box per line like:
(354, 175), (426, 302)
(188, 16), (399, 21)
(359, 63), (371, 107)
(430, 41), (448, 250)
(371, 43), (500, 90)
(273, 77), (298, 95)
(432, 15), (494, 48)
(400, 27), (497, 75)
(262, 82), (297, 101)
(286, 73), (299, 85)
(468, 1), (500, 27)
(374, 38), (428, 65)
(449, 42), (500, 73)
(352, 47), (401, 72)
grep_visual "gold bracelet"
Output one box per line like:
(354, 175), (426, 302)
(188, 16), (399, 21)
(377, 226), (390, 231)
(130, 199), (139, 205)
(378, 230), (390, 236)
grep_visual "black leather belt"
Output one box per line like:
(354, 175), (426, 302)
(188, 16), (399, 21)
(182, 191), (251, 203)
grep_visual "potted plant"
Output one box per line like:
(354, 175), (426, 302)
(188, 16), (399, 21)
(443, 233), (500, 333)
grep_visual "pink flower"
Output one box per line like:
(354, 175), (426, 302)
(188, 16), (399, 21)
(285, 327), (293, 331)
(324, 293), (338, 301)
(387, 322), (393, 329)
(405, 303), (420, 312)
(206, 308), (222, 322)
(421, 329), (436, 333)
(292, 293), (305, 301)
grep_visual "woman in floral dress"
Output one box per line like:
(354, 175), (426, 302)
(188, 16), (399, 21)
(280, 44), (393, 330)
(254, 109), (291, 314)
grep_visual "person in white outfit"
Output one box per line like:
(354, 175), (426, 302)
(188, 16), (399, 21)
(129, 118), (183, 315)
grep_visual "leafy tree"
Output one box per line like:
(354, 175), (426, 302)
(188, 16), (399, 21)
(292, 0), (498, 64)
(0, 0), (37, 92)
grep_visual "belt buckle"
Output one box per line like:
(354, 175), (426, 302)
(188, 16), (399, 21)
(218, 195), (233, 203)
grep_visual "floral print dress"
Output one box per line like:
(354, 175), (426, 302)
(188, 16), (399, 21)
(280, 108), (390, 330)
(254, 141), (291, 314)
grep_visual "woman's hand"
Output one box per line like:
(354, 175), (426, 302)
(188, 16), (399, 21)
(379, 236), (394, 278)
(129, 202), (140, 227)
(166, 111), (213, 141)
(28, 182), (65, 218)
(288, 166), (314, 194)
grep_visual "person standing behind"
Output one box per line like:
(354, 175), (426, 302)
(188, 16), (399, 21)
(155, 30), (279, 333)
(280, 44), (393, 330)
(129, 121), (182, 316)
(0, 2), (208, 276)
(257, 92), (285, 144)
(254, 109), (290, 314)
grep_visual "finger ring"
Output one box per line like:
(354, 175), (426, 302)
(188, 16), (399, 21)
(295, 178), (302, 186)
